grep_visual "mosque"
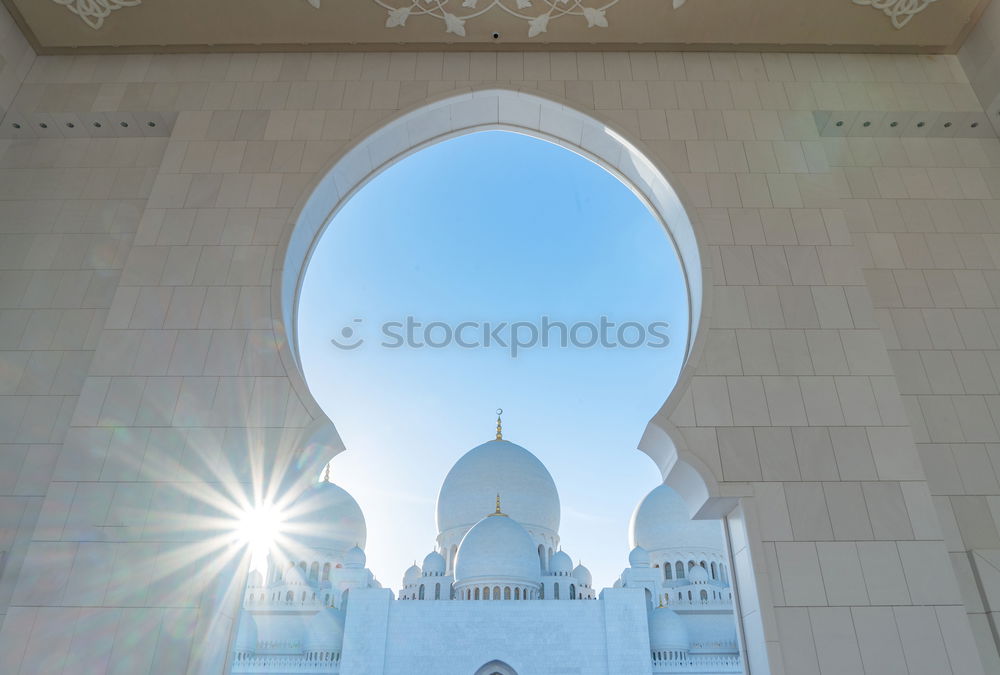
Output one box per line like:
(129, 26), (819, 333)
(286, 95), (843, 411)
(230, 417), (742, 675)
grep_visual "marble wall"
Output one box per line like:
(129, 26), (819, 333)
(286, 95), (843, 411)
(0, 4), (999, 670)
(0, 5), (32, 122)
(959, 0), (1000, 130)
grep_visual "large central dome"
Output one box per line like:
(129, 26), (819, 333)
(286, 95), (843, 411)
(436, 440), (560, 535)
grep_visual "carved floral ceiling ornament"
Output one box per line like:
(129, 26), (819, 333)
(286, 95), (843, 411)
(852, 0), (940, 29)
(49, 0), (939, 34)
(51, 0), (141, 30)
(308, 0), (689, 38)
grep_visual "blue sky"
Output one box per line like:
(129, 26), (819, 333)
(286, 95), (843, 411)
(296, 130), (689, 589)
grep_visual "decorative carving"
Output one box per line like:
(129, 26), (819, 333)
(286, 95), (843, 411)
(852, 0), (940, 29)
(366, 0), (637, 38)
(51, 0), (142, 30)
(305, 0), (689, 37)
(56, 0), (934, 34)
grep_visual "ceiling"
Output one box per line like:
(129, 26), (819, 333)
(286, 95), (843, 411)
(3, 0), (992, 54)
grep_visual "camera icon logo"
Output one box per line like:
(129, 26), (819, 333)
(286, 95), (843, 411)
(330, 319), (364, 350)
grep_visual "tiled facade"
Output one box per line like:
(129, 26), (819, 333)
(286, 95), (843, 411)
(3, 2), (1000, 673)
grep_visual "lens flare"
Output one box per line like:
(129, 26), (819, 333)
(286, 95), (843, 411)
(236, 504), (283, 568)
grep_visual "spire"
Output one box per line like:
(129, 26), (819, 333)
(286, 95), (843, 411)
(489, 492), (506, 517)
(323, 463), (331, 483)
(495, 408), (503, 440)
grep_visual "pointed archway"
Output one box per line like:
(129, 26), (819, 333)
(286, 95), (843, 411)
(474, 660), (518, 675)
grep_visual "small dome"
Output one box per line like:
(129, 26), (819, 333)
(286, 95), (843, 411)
(234, 611), (257, 651)
(344, 545), (366, 569)
(423, 551), (446, 575)
(549, 551), (573, 575)
(283, 564), (308, 585)
(437, 440), (560, 535)
(403, 563), (421, 586)
(287, 480), (367, 556)
(629, 546), (651, 568)
(572, 563), (592, 587)
(688, 565), (709, 583)
(649, 607), (690, 651)
(455, 513), (541, 586)
(305, 608), (345, 651)
(630, 485), (724, 554)
(247, 570), (263, 588)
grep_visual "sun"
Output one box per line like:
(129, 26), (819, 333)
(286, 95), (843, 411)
(236, 503), (283, 567)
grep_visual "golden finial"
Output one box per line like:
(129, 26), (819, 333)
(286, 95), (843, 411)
(323, 463), (331, 483)
(489, 492), (506, 517)
(495, 408), (503, 440)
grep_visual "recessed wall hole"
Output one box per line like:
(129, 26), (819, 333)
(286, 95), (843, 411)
(890, 121), (898, 127)
(119, 121), (128, 128)
(38, 123), (47, 129)
(917, 121), (925, 128)
(11, 122), (21, 129)
(972, 122), (979, 128)
(835, 120), (844, 127)
(944, 122), (952, 128)
(147, 121), (156, 127)
(66, 122), (75, 129)
(93, 122), (102, 128)
(862, 121), (871, 127)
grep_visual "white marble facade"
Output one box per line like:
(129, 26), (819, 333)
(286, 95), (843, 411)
(232, 436), (741, 675)
(3, 0), (1000, 672)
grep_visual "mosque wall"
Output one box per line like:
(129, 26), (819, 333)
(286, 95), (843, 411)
(0, 125), (171, 669)
(0, 3), (32, 122)
(0, 36), (998, 675)
(343, 587), (651, 675)
(959, 0), (1000, 131)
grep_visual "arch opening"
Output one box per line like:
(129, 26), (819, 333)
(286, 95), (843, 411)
(244, 87), (773, 675)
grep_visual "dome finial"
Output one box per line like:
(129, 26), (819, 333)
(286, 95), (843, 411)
(495, 408), (503, 440)
(323, 462), (331, 483)
(489, 492), (506, 517)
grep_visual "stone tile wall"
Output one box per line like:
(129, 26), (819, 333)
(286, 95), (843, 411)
(0, 30), (996, 675)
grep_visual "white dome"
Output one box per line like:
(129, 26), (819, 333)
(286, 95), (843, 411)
(283, 564), (309, 586)
(423, 551), (446, 575)
(247, 570), (263, 588)
(572, 563), (592, 587)
(688, 565), (709, 583)
(305, 608), (345, 650)
(287, 480), (367, 556)
(403, 563), (421, 586)
(454, 513), (541, 586)
(629, 546), (651, 568)
(344, 545), (366, 569)
(235, 611), (257, 651)
(630, 485), (724, 553)
(437, 440), (560, 535)
(550, 551), (573, 575)
(649, 607), (690, 651)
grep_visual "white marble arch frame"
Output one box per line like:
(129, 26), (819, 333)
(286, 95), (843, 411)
(275, 86), (709, 462)
(271, 87), (776, 672)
